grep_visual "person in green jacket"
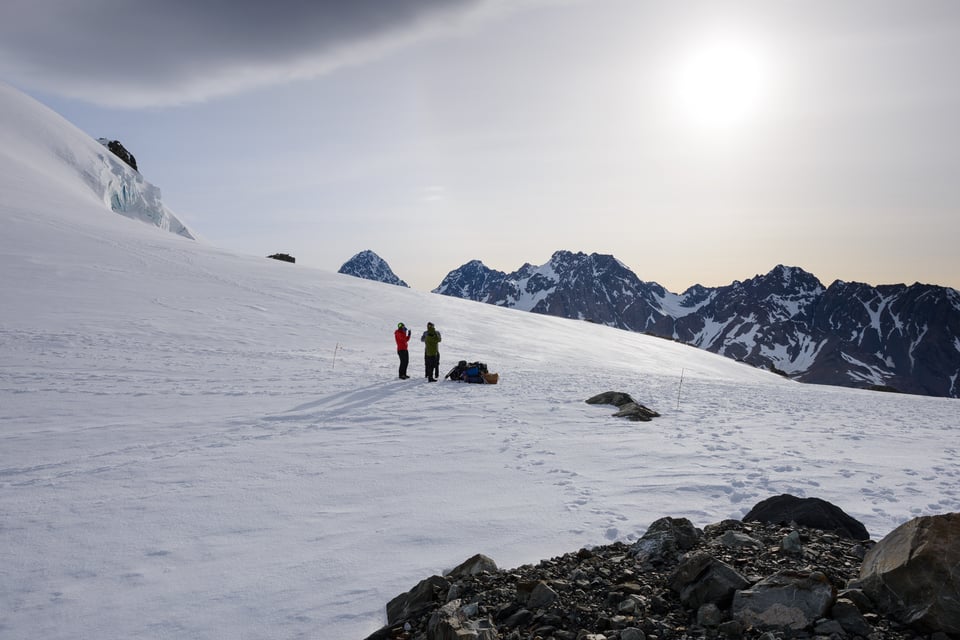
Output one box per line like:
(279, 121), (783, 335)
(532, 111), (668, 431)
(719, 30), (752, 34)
(421, 322), (442, 382)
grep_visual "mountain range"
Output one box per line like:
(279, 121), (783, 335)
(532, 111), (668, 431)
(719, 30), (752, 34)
(430, 251), (959, 398)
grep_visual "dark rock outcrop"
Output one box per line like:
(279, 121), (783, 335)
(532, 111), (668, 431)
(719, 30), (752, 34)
(611, 403), (660, 422)
(586, 392), (660, 422)
(585, 392), (637, 408)
(267, 253), (296, 264)
(97, 138), (138, 171)
(742, 493), (870, 540)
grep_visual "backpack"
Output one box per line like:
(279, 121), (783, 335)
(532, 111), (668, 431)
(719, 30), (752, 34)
(444, 360), (489, 383)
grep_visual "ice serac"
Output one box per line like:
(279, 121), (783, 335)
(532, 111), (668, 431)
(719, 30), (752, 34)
(338, 249), (409, 287)
(94, 148), (194, 239)
(435, 256), (960, 398)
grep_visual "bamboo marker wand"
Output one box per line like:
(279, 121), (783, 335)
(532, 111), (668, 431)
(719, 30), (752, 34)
(676, 368), (685, 410)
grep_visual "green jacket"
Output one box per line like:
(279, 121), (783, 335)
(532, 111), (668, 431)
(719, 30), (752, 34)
(421, 329), (441, 356)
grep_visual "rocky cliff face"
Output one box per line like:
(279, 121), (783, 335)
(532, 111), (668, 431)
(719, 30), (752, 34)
(339, 250), (409, 287)
(434, 253), (960, 398)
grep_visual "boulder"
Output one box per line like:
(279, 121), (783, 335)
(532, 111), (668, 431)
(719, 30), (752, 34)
(780, 530), (802, 556)
(630, 517), (702, 565)
(697, 602), (723, 627)
(527, 582), (560, 609)
(446, 554), (498, 578)
(386, 574), (450, 625)
(742, 494), (869, 540)
(831, 597), (875, 637)
(585, 391), (636, 407)
(731, 570), (835, 630)
(668, 551), (750, 609)
(426, 599), (498, 640)
(611, 402), (660, 422)
(716, 530), (764, 551)
(856, 513), (960, 635)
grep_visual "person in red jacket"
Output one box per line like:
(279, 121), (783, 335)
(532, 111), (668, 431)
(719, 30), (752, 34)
(394, 322), (412, 379)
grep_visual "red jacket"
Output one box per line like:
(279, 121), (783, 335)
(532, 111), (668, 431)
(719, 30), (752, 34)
(395, 328), (411, 350)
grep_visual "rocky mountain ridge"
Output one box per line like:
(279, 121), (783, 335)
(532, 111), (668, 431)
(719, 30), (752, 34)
(339, 250), (409, 288)
(432, 251), (960, 398)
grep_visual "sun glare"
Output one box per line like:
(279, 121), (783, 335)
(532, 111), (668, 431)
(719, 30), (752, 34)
(672, 38), (769, 131)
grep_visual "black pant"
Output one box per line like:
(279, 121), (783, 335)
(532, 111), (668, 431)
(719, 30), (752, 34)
(397, 350), (409, 377)
(425, 354), (439, 379)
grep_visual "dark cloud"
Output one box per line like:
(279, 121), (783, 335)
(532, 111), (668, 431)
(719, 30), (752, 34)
(0, 0), (494, 106)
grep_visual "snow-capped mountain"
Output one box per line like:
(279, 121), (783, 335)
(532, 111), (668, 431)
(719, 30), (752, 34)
(0, 82), (193, 239)
(434, 252), (960, 398)
(338, 249), (409, 287)
(436, 251), (681, 333)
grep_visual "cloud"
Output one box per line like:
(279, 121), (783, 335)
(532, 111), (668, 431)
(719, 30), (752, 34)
(0, 0), (504, 107)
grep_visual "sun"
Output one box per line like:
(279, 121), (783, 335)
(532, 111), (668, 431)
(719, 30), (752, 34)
(671, 37), (770, 130)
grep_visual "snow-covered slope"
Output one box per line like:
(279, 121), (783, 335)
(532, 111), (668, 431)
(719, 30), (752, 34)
(2, 82), (959, 640)
(0, 81), (193, 239)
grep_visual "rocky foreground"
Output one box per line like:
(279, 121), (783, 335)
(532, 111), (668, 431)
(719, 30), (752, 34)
(363, 497), (959, 640)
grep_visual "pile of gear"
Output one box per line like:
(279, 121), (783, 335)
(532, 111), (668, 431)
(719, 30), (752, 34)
(444, 360), (499, 384)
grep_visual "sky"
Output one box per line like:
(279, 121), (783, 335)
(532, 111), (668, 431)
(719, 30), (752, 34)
(3, 83), (960, 639)
(2, 0), (959, 293)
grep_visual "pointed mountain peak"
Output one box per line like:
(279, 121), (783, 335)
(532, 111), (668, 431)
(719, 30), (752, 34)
(338, 250), (409, 288)
(432, 259), (505, 298)
(753, 264), (824, 293)
(462, 259), (490, 269)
